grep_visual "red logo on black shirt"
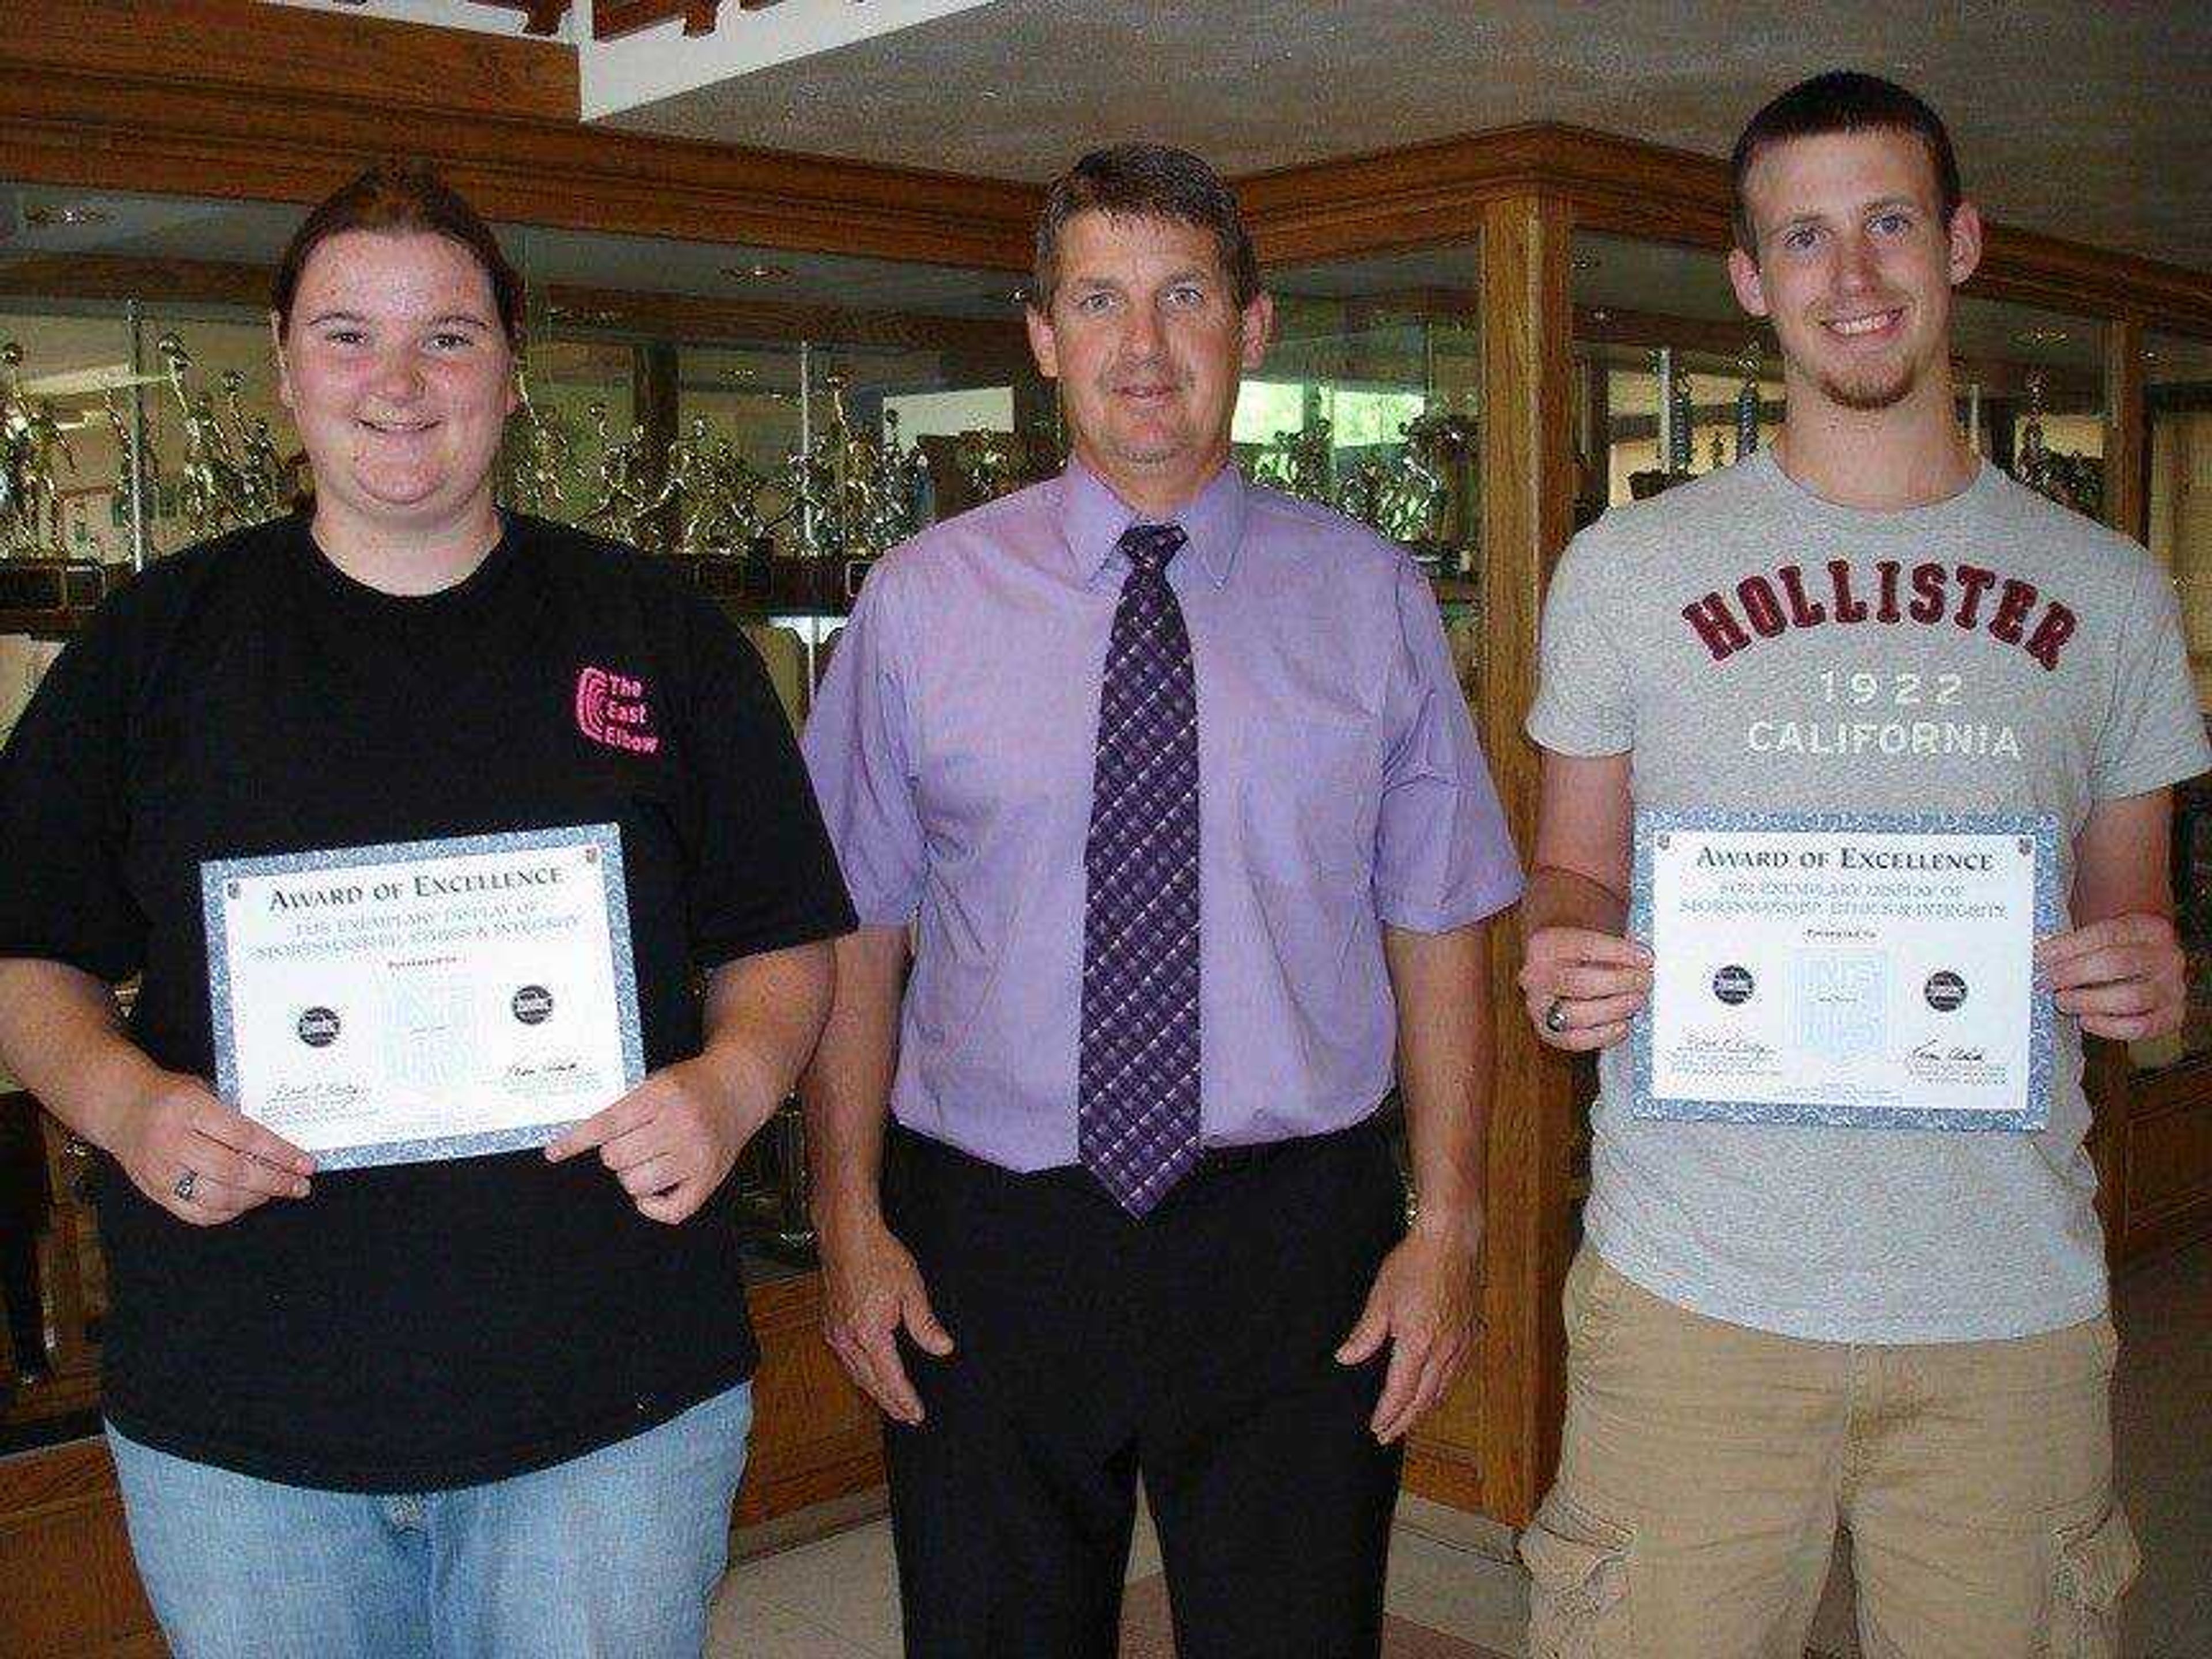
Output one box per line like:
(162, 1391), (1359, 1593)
(575, 666), (660, 755)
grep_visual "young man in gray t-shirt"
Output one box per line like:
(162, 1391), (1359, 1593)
(1518, 73), (2209, 1658)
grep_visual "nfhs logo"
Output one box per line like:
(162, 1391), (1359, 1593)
(575, 666), (660, 755)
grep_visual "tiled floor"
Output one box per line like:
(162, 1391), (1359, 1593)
(711, 1236), (2212, 1658)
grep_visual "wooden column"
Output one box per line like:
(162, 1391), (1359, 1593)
(1403, 192), (1579, 1528)
(2088, 317), (2149, 1261)
(2105, 317), (2148, 541)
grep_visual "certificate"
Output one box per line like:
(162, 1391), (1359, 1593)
(1629, 810), (2059, 1131)
(202, 825), (645, 1169)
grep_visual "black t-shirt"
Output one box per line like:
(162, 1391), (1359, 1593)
(0, 513), (854, 1490)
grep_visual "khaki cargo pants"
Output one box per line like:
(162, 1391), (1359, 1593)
(1522, 1249), (2139, 1658)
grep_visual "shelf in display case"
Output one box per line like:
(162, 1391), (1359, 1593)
(0, 558), (118, 635)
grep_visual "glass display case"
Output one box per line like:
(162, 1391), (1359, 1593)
(2139, 330), (2212, 1071)
(1243, 244), (1483, 583)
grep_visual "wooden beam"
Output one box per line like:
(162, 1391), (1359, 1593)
(0, 1), (1037, 271)
(0, 0), (576, 122)
(595, 0), (722, 40)
(472, 0), (572, 35)
(1472, 191), (1580, 1528)
(2105, 317), (2147, 541)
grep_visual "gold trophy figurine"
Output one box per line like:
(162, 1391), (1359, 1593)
(1, 341), (78, 557)
(577, 403), (653, 543)
(502, 372), (573, 516)
(157, 334), (266, 537)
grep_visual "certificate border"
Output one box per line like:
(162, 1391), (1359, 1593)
(201, 824), (644, 1169)
(1628, 809), (2059, 1132)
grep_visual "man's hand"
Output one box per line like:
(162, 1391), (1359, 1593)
(2040, 914), (2189, 1041)
(817, 1208), (953, 1426)
(1518, 925), (1652, 1051)
(545, 1052), (778, 1225)
(1334, 1222), (1480, 1443)
(109, 1070), (315, 1226)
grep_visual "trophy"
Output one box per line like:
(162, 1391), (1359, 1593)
(577, 403), (655, 544)
(1668, 351), (1695, 474)
(1, 342), (76, 556)
(1734, 339), (1763, 461)
(1629, 347), (1697, 499)
(501, 374), (574, 516)
(156, 334), (288, 537)
(2010, 370), (2101, 518)
(1252, 416), (1335, 503)
(782, 374), (929, 562)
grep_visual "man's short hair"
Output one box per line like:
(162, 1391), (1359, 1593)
(1031, 143), (1263, 313)
(1729, 71), (1963, 256)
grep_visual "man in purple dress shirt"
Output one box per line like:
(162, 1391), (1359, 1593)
(800, 143), (1522, 1657)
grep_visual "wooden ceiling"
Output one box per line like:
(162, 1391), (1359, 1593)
(325, 0), (762, 40)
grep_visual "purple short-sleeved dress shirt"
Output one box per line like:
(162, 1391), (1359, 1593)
(801, 459), (1522, 1172)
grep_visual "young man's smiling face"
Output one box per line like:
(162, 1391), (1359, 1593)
(1728, 126), (1982, 417)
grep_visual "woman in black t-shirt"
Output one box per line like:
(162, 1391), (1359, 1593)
(0, 164), (852, 1658)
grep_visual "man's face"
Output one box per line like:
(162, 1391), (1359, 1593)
(1728, 127), (1981, 415)
(1027, 210), (1271, 502)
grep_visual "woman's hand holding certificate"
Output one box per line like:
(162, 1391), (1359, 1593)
(544, 1045), (782, 1226)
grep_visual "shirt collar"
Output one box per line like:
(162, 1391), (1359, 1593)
(1058, 455), (1246, 590)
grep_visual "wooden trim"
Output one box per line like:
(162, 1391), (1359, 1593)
(542, 284), (1030, 361)
(1463, 191), (1580, 1529)
(0, 253), (271, 312)
(2105, 317), (2147, 540)
(471, 0), (573, 35)
(596, 0), (722, 39)
(0, 1437), (160, 1657)
(1238, 124), (2212, 340)
(0, 3), (1038, 271)
(0, 0), (578, 122)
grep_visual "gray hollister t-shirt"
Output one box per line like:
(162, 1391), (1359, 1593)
(1529, 449), (2211, 1343)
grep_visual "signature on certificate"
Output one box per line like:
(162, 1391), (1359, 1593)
(1908, 1040), (1988, 1063)
(1676, 1029), (1777, 1058)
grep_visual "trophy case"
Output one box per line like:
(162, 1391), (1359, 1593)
(2122, 330), (2212, 1262)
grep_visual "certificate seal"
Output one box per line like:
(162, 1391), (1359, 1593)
(1925, 971), (1968, 1012)
(1711, 965), (1755, 1006)
(297, 1007), (342, 1048)
(512, 985), (555, 1026)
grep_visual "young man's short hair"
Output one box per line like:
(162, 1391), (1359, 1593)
(1729, 71), (1963, 256)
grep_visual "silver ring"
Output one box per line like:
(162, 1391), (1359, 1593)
(1543, 997), (1569, 1035)
(173, 1169), (198, 1203)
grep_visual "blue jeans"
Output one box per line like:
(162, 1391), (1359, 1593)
(108, 1380), (752, 1658)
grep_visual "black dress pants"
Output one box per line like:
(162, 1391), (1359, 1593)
(881, 1116), (1407, 1659)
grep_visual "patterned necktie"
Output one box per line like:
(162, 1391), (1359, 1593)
(1078, 522), (1202, 1216)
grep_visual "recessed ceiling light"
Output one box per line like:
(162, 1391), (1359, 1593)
(724, 263), (792, 282)
(23, 202), (112, 228)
